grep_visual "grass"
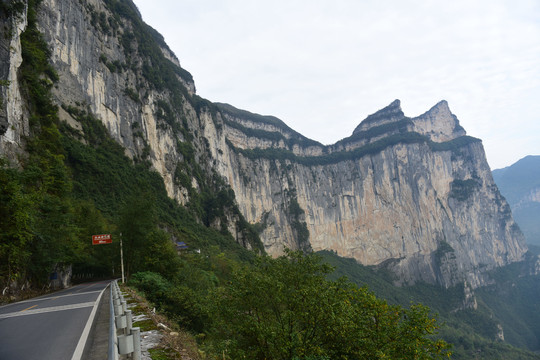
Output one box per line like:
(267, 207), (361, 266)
(148, 348), (179, 360)
(129, 304), (145, 315)
(133, 318), (158, 331)
(120, 284), (203, 360)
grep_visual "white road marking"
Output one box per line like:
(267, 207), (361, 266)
(0, 302), (95, 319)
(70, 284), (108, 360)
(0, 290), (103, 307)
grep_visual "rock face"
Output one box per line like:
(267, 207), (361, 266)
(0, 0), (527, 288)
(0, 2), (29, 163)
(215, 100), (526, 287)
(493, 156), (540, 245)
(36, 0), (198, 204)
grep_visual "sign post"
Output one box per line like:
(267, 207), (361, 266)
(92, 233), (125, 283)
(120, 233), (125, 284)
(92, 234), (112, 245)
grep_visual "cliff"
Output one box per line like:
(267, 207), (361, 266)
(215, 100), (526, 287)
(0, 1), (28, 161)
(493, 156), (540, 245)
(0, 0), (527, 287)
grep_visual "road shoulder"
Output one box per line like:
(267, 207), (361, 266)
(81, 285), (110, 360)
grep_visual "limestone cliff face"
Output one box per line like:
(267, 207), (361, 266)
(0, 2), (29, 163)
(36, 0), (198, 203)
(215, 100), (526, 287)
(0, 0), (527, 287)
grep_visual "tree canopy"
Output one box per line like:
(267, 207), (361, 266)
(205, 250), (451, 360)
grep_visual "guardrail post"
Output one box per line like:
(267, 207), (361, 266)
(132, 327), (141, 360)
(117, 334), (134, 355)
(125, 309), (133, 335)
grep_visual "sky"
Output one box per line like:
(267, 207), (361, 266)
(132, 0), (540, 170)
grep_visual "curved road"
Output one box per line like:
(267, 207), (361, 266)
(0, 281), (109, 360)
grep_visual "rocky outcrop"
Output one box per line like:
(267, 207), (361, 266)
(0, 1), (29, 163)
(0, 0), (527, 288)
(37, 0), (189, 202)
(216, 100), (526, 287)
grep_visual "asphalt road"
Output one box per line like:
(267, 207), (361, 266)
(0, 281), (109, 360)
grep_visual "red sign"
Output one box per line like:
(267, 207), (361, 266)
(92, 234), (112, 245)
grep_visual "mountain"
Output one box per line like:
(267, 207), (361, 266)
(219, 98), (530, 288)
(0, 0), (527, 289)
(3, 0), (540, 357)
(493, 156), (540, 245)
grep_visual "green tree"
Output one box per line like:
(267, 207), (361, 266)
(208, 250), (451, 359)
(71, 199), (116, 279)
(142, 228), (181, 277)
(24, 155), (77, 284)
(1, 0), (80, 288)
(0, 161), (33, 291)
(118, 191), (164, 277)
(118, 192), (157, 277)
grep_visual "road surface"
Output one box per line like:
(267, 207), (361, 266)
(0, 281), (109, 360)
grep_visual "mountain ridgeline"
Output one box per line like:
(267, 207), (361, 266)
(493, 156), (540, 246)
(0, 0), (527, 289)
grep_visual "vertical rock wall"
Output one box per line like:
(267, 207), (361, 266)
(210, 101), (526, 287)
(0, 2), (29, 163)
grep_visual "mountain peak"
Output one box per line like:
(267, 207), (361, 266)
(387, 99), (402, 109)
(411, 100), (466, 142)
(353, 99), (405, 134)
(426, 100), (451, 117)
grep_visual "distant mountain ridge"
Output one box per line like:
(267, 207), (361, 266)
(493, 156), (540, 245)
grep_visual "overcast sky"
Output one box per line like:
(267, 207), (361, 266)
(132, 0), (540, 170)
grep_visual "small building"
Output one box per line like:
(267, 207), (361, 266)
(175, 241), (189, 253)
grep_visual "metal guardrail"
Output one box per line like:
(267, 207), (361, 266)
(109, 280), (141, 360)
(108, 282), (116, 360)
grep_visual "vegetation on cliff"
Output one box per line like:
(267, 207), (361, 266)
(1, 0), (77, 290)
(217, 102), (322, 149)
(228, 133), (481, 166)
